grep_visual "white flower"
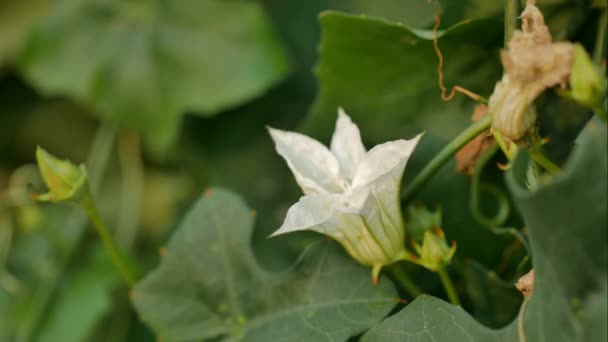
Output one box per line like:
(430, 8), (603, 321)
(268, 108), (423, 283)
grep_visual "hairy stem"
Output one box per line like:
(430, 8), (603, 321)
(403, 115), (491, 201)
(438, 268), (461, 306)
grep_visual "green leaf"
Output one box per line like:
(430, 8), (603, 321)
(361, 120), (607, 341)
(438, 0), (588, 41)
(132, 188), (397, 341)
(37, 246), (120, 342)
(304, 12), (503, 143)
(462, 261), (522, 329)
(19, 0), (289, 153)
(0, 0), (48, 66)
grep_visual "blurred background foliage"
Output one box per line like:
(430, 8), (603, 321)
(0, 0), (603, 341)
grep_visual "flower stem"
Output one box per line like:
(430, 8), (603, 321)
(505, 0), (521, 46)
(470, 143), (511, 227)
(16, 123), (116, 342)
(518, 295), (531, 342)
(593, 9), (607, 65)
(82, 195), (137, 287)
(403, 115), (491, 201)
(492, 129), (516, 161)
(437, 268), (461, 306)
(116, 132), (144, 248)
(389, 265), (423, 298)
(528, 149), (560, 174)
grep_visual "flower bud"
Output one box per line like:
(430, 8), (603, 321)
(568, 44), (607, 110)
(34, 146), (89, 203)
(412, 228), (456, 272)
(407, 206), (456, 271)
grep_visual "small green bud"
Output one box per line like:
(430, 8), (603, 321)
(34, 146), (89, 203)
(568, 44), (607, 110)
(412, 228), (456, 272)
(406, 206), (456, 271)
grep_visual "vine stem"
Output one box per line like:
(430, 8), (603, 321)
(82, 195), (137, 287)
(518, 295), (531, 342)
(438, 268), (461, 306)
(116, 132), (144, 248)
(470, 143), (511, 227)
(389, 265), (423, 298)
(16, 123), (116, 342)
(505, 0), (521, 46)
(593, 8), (607, 65)
(403, 115), (491, 201)
(528, 149), (560, 174)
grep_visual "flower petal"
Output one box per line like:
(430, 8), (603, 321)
(352, 134), (423, 190)
(326, 209), (393, 266)
(270, 191), (406, 268)
(268, 127), (344, 195)
(330, 108), (366, 181)
(269, 194), (340, 237)
(356, 187), (405, 258)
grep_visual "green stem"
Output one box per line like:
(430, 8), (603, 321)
(593, 9), (607, 122)
(593, 9), (607, 65)
(505, 0), (521, 46)
(389, 265), (423, 298)
(470, 143), (511, 227)
(438, 268), (461, 306)
(82, 195), (136, 287)
(529, 149), (560, 174)
(116, 132), (144, 248)
(492, 129), (518, 161)
(518, 295), (531, 342)
(16, 123), (116, 342)
(403, 115), (491, 201)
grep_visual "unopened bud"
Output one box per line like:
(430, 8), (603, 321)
(568, 44), (607, 110)
(34, 146), (89, 203)
(412, 229), (456, 272)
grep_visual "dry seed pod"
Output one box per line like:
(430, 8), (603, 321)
(488, 1), (574, 141)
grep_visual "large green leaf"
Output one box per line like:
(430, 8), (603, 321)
(361, 120), (607, 341)
(0, 0), (48, 67)
(304, 12), (503, 143)
(19, 0), (289, 153)
(37, 246), (120, 342)
(132, 188), (397, 341)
